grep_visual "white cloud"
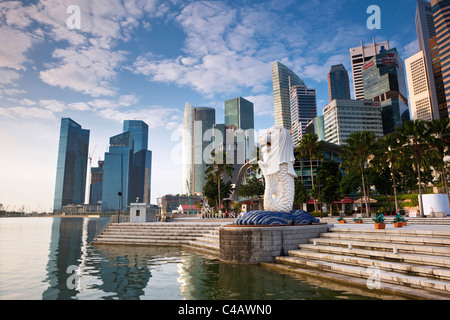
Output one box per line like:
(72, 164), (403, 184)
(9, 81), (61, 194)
(7, 107), (56, 120)
(67, 102), (90, 111)
(0, 69), (21, 87)
(96, 105), (183, 131)
(39, 99), (66, 112)
(244, 94), (274, 117)
(0, 27), (35, 71)
(301, 54), (349, 83)
(40, 46), (127, 97)
(400, 40), (420, 60)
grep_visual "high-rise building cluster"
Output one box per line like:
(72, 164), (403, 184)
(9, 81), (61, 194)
(275, 0), (450, 150)
(53, 118), (152, 213)
(182, 97), (255, 196)
(406, 0), (450, 120)
(55, 1), (450, 209)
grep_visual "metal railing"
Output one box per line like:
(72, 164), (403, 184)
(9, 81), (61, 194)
(110, 215), (130, 223)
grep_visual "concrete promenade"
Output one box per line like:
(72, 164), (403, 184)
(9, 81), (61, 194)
(93, 216), (450, 300)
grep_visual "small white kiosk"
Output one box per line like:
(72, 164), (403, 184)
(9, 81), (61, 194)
(130, 203), (158, 223)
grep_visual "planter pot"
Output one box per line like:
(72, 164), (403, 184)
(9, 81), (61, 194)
(339, 220), (346, 224)
(374, 223), (386, 229)
(354, 221), (363, 224)
(402, 222), (407, 226)
(394, 222), (402, 228)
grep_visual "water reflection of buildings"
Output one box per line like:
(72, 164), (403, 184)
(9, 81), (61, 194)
(42, 217), (152, 300)
(42, 217), (85, 300)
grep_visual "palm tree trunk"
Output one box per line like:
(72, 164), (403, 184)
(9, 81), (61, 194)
(360, 163), (369, 216)
(300, 159), (304, 183)
(392, 169), (399, 214)
(310, 155), (317, 212)
(416, 160), (424, 218)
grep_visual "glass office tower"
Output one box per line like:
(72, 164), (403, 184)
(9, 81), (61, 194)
(101, 132), (134, 212)
(415, 0), (440, 119)
(123, 120), (152, 203)
(328, 64), (351, 102)
(89, 160), (104, 205)
(123, 120), (148, 153)
(182, 103), (216, 195)
(290, 84), (317, 146)
(431, 0), (450, 118)
(224, 97), (254, 130)
(53, 118), (90, 213)
(272, 62), (304, 129)
(350, 39), (390, 100)
(362, 48), (409, 134)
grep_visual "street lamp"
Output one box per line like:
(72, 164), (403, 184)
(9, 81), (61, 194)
(118, 192), (122, 223)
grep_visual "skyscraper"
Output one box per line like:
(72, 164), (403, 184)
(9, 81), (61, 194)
(224, 97), (254, 130)
(89, 160), (104, 205)
(431, 0), (450, 118)
(405, 51), (435, 121)
(429, 36), (449, 118)
(362, 48), (409, 134)
(328, 64), (351, 102)
(272, 61), (304, 129)
(123, 120), (148, 153)
(323, 100), (384, 146)
(123, 120), (152, 203)
(415, 0), (440, 119)
(182, 103), (216, 195)
(350, 39), (390, 100)
(53, 118), (90, 212)
(290, 84), (317, 146)
(101, 132), (134, 212)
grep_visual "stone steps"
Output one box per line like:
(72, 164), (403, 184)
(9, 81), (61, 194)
(261, 225), (450, 299)
(183, 228), (221, 257)
(92, 222), (225, 247)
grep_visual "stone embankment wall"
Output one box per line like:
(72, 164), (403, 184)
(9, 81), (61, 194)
(220, 224), (331, 264)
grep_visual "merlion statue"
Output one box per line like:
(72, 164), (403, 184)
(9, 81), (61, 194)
(258, 126), (297, 212)
(232, 126), (319, 226)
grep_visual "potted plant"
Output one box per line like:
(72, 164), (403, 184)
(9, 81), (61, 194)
(353, 217), (363, 224)
(393, 214), (403, 228)
(337, 217), (346, 224)
(400, 215), (408, 226)
(372, 214), (386, 229)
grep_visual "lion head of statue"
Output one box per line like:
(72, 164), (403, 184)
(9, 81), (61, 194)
(258, 126), (297, 178)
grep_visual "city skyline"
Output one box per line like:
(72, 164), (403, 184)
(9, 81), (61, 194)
(0, 0), (423, 211)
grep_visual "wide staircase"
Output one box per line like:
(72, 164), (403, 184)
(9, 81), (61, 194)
(261, 225), (450, 300)
(92, 222), (225, 248)
(183, 227), (221, 257)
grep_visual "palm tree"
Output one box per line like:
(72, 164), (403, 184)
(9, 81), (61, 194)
(205, 151), (234, 211)
(398, 120), (436, 217)
(298, 134), (324, 211)
(294, 143), (308, 184)
(341, 131), (376, 216)
(426, 118), (450, 207)
(372, 133), (404, 214)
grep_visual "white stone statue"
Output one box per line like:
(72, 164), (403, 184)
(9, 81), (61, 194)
(258, 126), (297, 213)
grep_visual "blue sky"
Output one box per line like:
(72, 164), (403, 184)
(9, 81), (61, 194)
(0, 0), (420, 212)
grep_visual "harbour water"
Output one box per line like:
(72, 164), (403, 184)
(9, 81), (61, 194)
(0, 217), (400, 300)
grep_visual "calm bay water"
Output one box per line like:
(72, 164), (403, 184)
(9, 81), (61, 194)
(0, 217), (398, 300)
